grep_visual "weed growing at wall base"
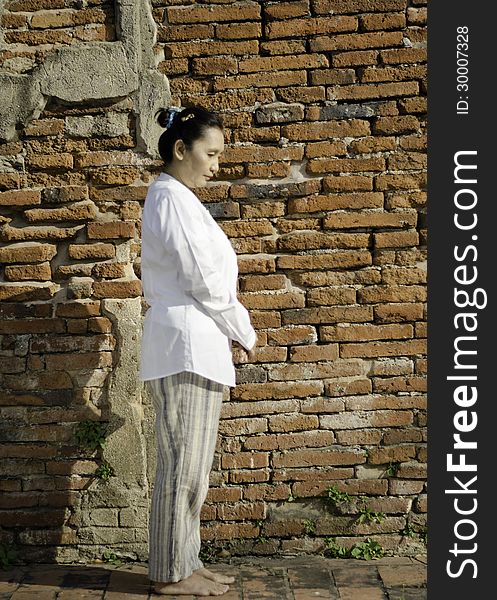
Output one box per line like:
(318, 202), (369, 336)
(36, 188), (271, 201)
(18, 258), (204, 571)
(0, 544), (17, 569)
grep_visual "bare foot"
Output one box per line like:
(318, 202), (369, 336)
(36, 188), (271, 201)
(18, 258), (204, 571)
(152, 570), (229, 596)
(195, 567), (235, 584)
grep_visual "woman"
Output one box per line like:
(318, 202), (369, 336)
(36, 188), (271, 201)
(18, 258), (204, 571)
(139, 105), (257, 596)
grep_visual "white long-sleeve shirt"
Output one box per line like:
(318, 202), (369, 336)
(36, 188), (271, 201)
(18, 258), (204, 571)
(139, 172), (256, 387)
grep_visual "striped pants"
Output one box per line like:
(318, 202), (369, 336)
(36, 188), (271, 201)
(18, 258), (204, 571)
(147, 371), (225, 583)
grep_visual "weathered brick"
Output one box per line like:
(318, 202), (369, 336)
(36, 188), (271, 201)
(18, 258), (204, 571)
(380, 48), (427, 65)
(375, 172), (426, 191)
(266, 325), (316, 346)
(68, 243), (115, 260)
(333, 50), (378, 67)
(266, 16), (357, 38)
(92, 280), (142, 299)
(4, 262), (52, 282)
(241, 54), (327, 75)
(374, 303), (425, 323)
(304, 140), (347, 158)
(373, 116), (420, 135)
(216, 21), (262, 39)
(330, 81), (419, 101)
(24, 201), (97, 222)
(361, 65), (427, 84)
(340, 339), (426, 358)
(276, 86), (326, 103)
(0, 282), (59, 301)
(321, 323), (412, 342)
(360, 13), (406, 31)
(324, 211), (416, 230)
(0, 242), (57, 264)
(165, 40), (259, 59)
(191, 56), (238, 76)
(260, 38), (307, 54)
(278, 231), (370, 252)
(312, 0), (408, 14)
(263, 0), (310, 20)
(0, 190), (41, 206)
(86, 222), (135, 240)
(158, 23), (214, 43)
(311, 31), (403, 52)
(307, 156), (385, 174)
(1, 225), (83, 242)
(323, 175), (374, 192)
(166, 2), (261, 24)
(277, 251), (372, 271)
(214, 69), (307, 91)
(281, 119), (370, 141)
(374, 231), (419, 248)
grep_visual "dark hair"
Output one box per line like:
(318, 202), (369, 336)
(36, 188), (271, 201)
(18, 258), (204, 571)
(156, 106), (224, 164)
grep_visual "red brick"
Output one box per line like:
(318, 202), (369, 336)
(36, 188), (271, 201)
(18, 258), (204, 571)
(0, 242), (57, 264)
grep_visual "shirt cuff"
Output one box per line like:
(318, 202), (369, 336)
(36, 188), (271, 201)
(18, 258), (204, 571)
(242, 328), (257, 352)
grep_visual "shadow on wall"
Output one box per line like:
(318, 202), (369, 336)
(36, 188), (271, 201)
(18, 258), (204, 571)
(0, 296), (154, 566)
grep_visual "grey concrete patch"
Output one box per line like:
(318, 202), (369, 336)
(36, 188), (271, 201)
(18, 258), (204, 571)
(0, 0), (170, 156)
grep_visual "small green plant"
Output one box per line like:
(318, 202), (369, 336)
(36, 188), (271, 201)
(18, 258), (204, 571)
(402, 523), (416, 538)
(75, 420), (107, 452)
(383, 462), (400, 478)
(350, 538), (384, 560)
(94, 461), (114, 481)
(199, 540), (218, 563)
(303, 519), (316, 536)
(356, 506), (385, 525)
(323, 537), (349, 558)
(254, 520), (268, 544)
(420, 531), (428, 545)
(0, 544), (17, 569)
(102, 550), (122, 566)
(326, 485), (351, 506)
(287, 492), (297, 502)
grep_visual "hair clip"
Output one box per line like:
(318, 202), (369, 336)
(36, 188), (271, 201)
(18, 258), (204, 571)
(165, 107), (181, 129)
(180, 112), (195, 122)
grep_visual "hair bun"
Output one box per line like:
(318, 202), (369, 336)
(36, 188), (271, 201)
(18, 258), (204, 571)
(156, 107), (182, 129)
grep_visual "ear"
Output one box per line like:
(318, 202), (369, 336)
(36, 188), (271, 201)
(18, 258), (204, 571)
(172, 138), (186, 161)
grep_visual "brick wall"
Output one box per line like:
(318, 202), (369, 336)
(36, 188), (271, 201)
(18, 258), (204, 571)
(0, 0), (427, 563)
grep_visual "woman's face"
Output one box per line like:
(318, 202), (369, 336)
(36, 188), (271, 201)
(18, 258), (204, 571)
(173, 126), (225, 189)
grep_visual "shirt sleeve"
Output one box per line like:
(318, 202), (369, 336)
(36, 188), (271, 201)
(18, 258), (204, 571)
(147, 188), (257, 351)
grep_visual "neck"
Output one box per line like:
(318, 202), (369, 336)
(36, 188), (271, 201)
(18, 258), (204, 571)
(163, 165), (188, 188)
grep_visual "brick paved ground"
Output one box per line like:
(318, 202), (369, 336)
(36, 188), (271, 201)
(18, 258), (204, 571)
(0, 555), (426, 599)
